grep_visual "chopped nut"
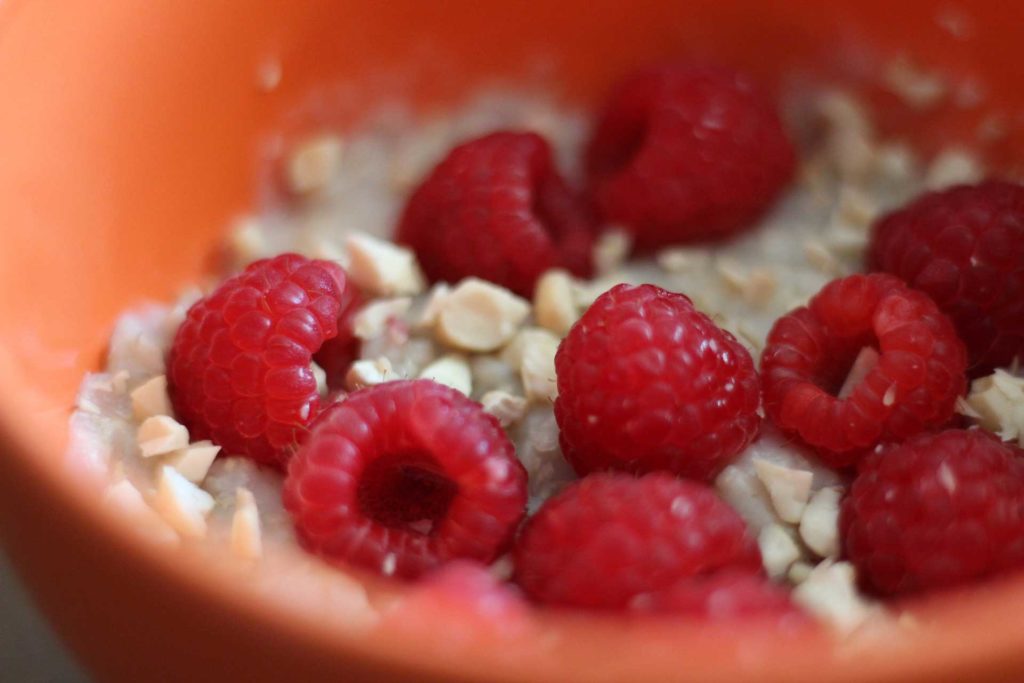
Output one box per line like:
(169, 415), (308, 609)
(130, 375), (172, 421)
(788, 561), (814, 584)
(231, 488), (263, 561)
(753, 459), (814, 524)
(413, 283), (451, 330)
(657, 247), (710, 274)
(470, 355), (522, 396)
(137, 415), (190, 458)
(804, 240), (842, 276)
(434, 278), (530, 352)
(715, 258), (777, 308)
(837, 347), (880, 399)
(593, 228), (632, 275)
(228, 219), (269, 265)
(882, 56), (947, 110)
(311, 361), (328, 398)
(758, 524), (803, 579)
(834, 186), (879, 231)
(418, 354), (473, 395)
(792, 561), (877, 633)
(534, 269), (578, 336)
(103, 480), (179, 547)
(346, 358), (396, 390)
(926, 148), (983, 190)
(352, 298), (413, 340)
(800, 487), (842, 558)
(480, 390), (529, 427)
(872, 143), (918, 184)
(152, 466), (215, 539)
(502, 328), (560, 403)
(164, 440), (221, 484)
(818, 91), (875, 179)
(345, 233), (425, 297)
(964, 370), (1024, 445)
(286, 134), (344, 195)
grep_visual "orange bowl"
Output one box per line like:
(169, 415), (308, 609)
(3, 1), (1024, 681)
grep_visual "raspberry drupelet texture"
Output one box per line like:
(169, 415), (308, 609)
(868, 181), (1024, 376)
(842, 429), (1024, 595)
(397, 131), (595, 297)
(168, 254), (354, 467)
(585, 63), (795, 250)
(514, 473), (761, 611)
(642, 570), (803, 623)
(554, 283), (761, 481)
(761, 273), (967, 466)
(283, 380), (528, 580)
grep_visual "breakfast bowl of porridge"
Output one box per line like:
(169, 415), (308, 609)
(2, 1), (1024, 681)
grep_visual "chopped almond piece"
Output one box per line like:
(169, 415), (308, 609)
(753, 459), (814, 524)
(418, 355), (473, 396)
(231, 488), (263, 561)
(758, 524), (802, 579)
(346, 358), (396, 390)
(800, 487), (842, 558)
(137, 415), (190, 458)
(164, 440), (221, 484)
(153, 466), (215, 539)
(534, 269), (578, 336)
(286, 134), (344, 195)
(480, 390), (528, 427)
(345, 233), (425, 297)
(130, 375), (172, 421)
(434, 278), (530, 352)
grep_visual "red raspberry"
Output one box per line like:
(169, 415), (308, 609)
(585, 64), (795, 250)
(283, 380), (528, 580)
(868, 181), (1024, 376)
(554, 284), (760, 481)
(842, 429), (1024, 595)
(396, 131), (595, 297)
(168, 254), (354, 466)
(311, 283), (363, 391)
(761, 273), (967, 466)
(514, 473), (760, 611)
(639, 571), (803, 623)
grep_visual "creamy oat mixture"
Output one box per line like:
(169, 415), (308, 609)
(68, 80), (1000, 633)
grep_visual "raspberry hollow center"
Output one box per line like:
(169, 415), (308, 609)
(357, 454), (458, 533)
(837, 346), (881, 399)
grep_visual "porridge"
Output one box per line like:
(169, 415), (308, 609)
(67, 60), (1024, 634)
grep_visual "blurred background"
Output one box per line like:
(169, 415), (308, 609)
(1, 550), (88, 682)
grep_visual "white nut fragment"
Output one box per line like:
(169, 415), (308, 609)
(963, 370), (1024, 445)
(758, 524), (803, 579)
(753, 459), (814, 524)
(800, 486), (843, 559)
(164, 440), (221, 484)
(231, 487), (263, 561)
(882, 56), (947, 109)
(804, 240), (842, 276)
(153, 466), (215, 539)
(657, 247), (710, 274)
(926, 148), (983, 190)
(593, 228), (632, 275)
(228, 218), (270, 265)
(352, 298), (412, 340)
(715, 258), (778, 308)
(346, 357), (396, 390)
(788, 561), (815, 584)
(502, 328), (560, 403)
(137, 416), (190, 458)
(534, 269), (579, 336)
(345, 233), (425, 297)
(286, 134), (344, 195)
(103, 480), (179, 547)
(792, 561), (877, 633)
(418, 355), (473, 396)
(413, 283), (451, 330)
(481, 390), (529, 427)
(311, 361), (328, 398)
(434, 278), (530, 352)
(130, 375), (172, 421)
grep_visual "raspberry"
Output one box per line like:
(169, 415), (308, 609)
(868, 181), (1024, 376)
(168, 254), (354, 466)
(842, 429), (1024, 595)
(639, 571), (803, 623)
(513, 473), (761, 611)
(312, 283), (363, 391)
(397, 131), (594, 297)
(554, 284), (760, 481)
(761, 273), (967, 466)
(585, 63), (795, 250)
(283, 380), (528, 580)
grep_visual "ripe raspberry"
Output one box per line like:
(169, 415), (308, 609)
(397, 131), (595, 297)
(639, 571), (803, 623)
(168, 254), (354, 466)
(554, 284), (760, 481)
(514, 473), (761, 611)
(842, 429), (1024, 595)
(761, 273), (967, 466)
(283, 380), (528, 580)
(311, 283), (363, 391)
(585, 64), (795, 249)
(868, 181), (1024, 376)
